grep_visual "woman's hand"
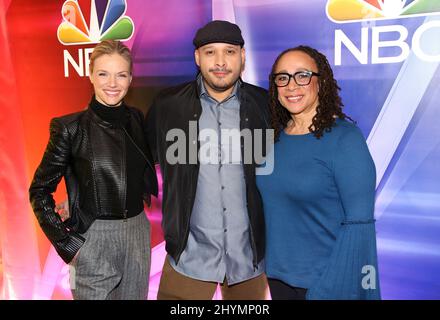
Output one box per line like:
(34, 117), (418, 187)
(56, 199), (69, 221)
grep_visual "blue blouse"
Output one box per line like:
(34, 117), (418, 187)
(256, 119), (381, 299)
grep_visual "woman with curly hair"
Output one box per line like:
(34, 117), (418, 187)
(256, 46), (381, 300)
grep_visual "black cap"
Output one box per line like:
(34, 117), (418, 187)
(193, 20), (244, 49)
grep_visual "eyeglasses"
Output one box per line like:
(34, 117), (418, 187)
(272, 71), (320, 87)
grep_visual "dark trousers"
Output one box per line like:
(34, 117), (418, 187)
(268, 278), (307, 300)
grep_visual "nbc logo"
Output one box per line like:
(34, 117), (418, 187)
(328, 0), (440, 65)
(57, 0), (134, 45)
(327, 0), (440, 23)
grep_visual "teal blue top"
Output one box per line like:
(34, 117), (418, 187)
(256, 119), (381, 299)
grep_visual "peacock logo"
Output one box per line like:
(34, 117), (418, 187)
(327, 0), (440, 23)
(57, 0), (134, 45)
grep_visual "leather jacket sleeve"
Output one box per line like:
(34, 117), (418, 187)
(29, 118), (85, 264)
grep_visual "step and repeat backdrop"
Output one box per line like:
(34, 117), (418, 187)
(1, 0), (439, 299)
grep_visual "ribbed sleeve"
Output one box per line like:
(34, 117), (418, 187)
(306, 220), (380, 299)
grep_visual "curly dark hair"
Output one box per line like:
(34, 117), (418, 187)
(269, 45), (353, 140)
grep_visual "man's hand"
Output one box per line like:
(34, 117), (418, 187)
(56, 199), (70, 221)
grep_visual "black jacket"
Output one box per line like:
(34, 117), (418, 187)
(145, 80), (270, 267)
(29, 106), (158, 263)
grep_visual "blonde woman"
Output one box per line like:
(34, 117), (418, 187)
(29, 40), (158, 300)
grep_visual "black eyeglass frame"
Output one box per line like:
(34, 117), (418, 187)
(272, 70), (320, 87)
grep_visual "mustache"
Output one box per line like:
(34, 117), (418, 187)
(209, 68), (232, 73)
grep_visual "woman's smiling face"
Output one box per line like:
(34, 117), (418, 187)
(275, 50), (320, 117)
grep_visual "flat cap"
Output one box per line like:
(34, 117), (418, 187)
(193, 20), (244, 49)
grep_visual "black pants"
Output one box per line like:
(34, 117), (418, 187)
(268, 278), (307, 300)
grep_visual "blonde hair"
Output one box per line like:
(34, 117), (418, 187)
(89, 40), (133, 74)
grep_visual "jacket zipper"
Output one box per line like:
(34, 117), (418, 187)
(120, 127), (127, 221)
(121, 126), (156, 173)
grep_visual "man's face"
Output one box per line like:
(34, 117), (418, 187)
(195, 43), (245, 99)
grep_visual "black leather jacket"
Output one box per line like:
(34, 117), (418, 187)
(29, 106), (158, 263)
(145, 79), (270, 267)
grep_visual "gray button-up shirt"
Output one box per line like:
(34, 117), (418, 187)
(169, 76), (264, 285)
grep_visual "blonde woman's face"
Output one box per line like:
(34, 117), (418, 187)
(89, 53), (132, 107)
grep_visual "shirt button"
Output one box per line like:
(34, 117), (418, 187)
(245, 118), (249, 122)
(224, 229), (227, 232)
(192, 140), (196, 144)
(223, 208), (226, 212)
(193, 114), (198, 118)
(221, 186), (225, 190)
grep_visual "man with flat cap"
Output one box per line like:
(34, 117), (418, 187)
(146, 20), (270, 300)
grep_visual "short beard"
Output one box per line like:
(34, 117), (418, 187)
(202, 69), (240, 93)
